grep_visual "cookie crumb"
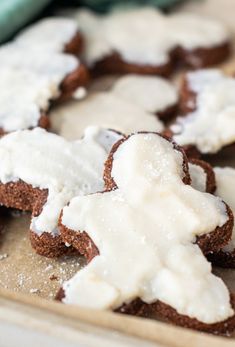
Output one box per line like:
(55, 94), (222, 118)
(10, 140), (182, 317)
(45, 264), (53, 271)
(29, 288), (39, 294)
(0, 253), (8, 260)
(50, 274), (58, 281)
(18, 274), (24, 287)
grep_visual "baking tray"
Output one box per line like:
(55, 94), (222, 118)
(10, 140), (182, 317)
(1, 30), (235, 347)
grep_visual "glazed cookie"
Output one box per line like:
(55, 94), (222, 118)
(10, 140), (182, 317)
(0, 56), (88, 133)
(0, 55), (88, 134)
(111, 75), (178, 120)
(0, 68), (52, 133)
(208, 167), (235, 268)
(51, 74), (179, 140)
(0, 127), (122, 257)
(15, 17), (83, 55)
(59, 132), (235, 334)
(72, 7), (230, 75)
(0, 44), (88, 99)
(0, 17), (89, 133)
(171, 69), (235, 156)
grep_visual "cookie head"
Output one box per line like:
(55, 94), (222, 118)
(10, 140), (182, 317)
(110, 134), (187, 196)
(61, 133), (233, 328)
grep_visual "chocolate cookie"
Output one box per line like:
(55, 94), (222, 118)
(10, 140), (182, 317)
(59, 132), (234, 334)
(0, 127), (122, 257)
(75, 8), (230, 76)
(170, 69), (235, 156)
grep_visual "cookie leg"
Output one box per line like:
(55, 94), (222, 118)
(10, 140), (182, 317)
(59, 219), (99, 263)
(149, 294), (235, 335)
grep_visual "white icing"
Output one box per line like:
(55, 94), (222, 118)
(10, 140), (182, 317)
(0, 29), (80, 132)
(51, 74), (175, 140)
(61, 133), (232, 324)
(172, 69), (235, 154)
(215, 167), (235, 252)
(15, 18), (79, 52)
(102, 8), (171, 66)
(73, 8), (229, 67)
(0, 57), (78, 132)
(111, 75), (178, 113)
(189, 163), (207, 193)
(0, 127), (122, 235)
(0, 68), (53, 131)
(74, 10), (111, 67)
(0, 44), (79, 83)
(51, 92), (164, 140)
(168, 13), (229, 50)
(187, 69), (224, 93)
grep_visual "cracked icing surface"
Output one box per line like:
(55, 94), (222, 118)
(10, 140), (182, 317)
(61, 133), (232, 324)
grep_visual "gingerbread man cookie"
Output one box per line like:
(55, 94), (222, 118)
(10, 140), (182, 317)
(51, 74), (178, 140)
(0, 59), (87, 134)
(72, 7), (230, 75)
(0, 17), (89, 134)
(0, 126), (122, 257)
(171, 69), (235, 156)
(59, 132), (235, 334)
